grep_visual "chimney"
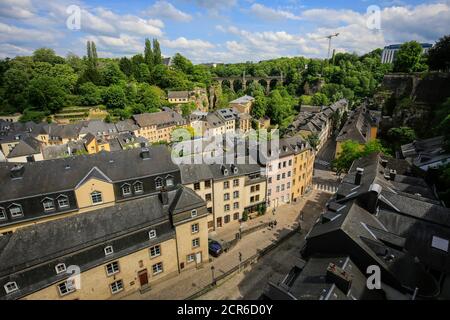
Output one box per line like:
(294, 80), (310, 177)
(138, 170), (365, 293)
(159, 188), (169, 205)
(355, 168), (364, 185)
(10, 164), (25, 179)
(326, 263), (352, 295)
(140, 147), (150, 160)
(389, 169), (397, 181)
(367, 184), (382, 214)
(380, 159), (388, 168)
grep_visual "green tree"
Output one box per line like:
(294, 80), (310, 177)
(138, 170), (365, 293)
(393, 41), (428, 73)
(100, 62), (125, 86)
(79, 82), (102, 106)
(306, 133), (320, 150)
(32, 48), (65, 65)
(333, 140), (388, 173)
(144, 38), (154, 69)
(172, 53), (194, 74)
(251, 95), (268, 119)
(119, 57), (133, 77)
(428, 35), (450, 71)
(387, 127), (417, 150)
(311, 92), (329, 106)
(102, 85), (126, 109)
(153, 38), (162, 66)
(27, 75), (68, 113)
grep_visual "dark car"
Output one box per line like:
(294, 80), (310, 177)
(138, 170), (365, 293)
(208, 239), (223, 257)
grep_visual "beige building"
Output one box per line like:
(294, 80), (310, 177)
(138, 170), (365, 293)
(133, 111), (186, 143)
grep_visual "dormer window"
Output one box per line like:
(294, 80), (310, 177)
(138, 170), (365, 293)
(191, 209), (198, 218)
(121, 183), (131, 196)
(57, 195), (69, 209)
(0, 207), (6, 221)
(134, 181), (144, 194)
(91, 191), (103, 205)
(55, 263), (67, 274)
(155, 177), (163, 189)
(4, 281), (18, 294)
(104, 246), (114, 256)
(8, 204), (23, 218)
(166, 175), (174, 187)
(42, 198), (55, 212)
(149, 229), (157, 239)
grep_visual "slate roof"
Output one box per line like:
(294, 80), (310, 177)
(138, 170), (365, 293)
(168, 91), (189, 99)
(115, 119), (139, 132)
(336, 105), (374, 143)
(133, 111), (185, 128)
(0, 146), (179, 202)
(304, 153), (450, 299)
(79, 120), (117, 136)
(180, 163), (261, 184)
(401, 136), (450, 168)
(6, 136), (41, 158)
(205, 113), (224, 128)
(0, 185), (203, 276)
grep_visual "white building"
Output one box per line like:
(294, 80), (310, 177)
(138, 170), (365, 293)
(381, 43), (433, 64)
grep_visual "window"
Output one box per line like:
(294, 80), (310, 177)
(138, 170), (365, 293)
(187, 254), (195, 263)
(104, 246), (114, 256)
(268, 189), (272, 196)
(55, 263), (66, 274)
(233, 179), (239, 187)
(277, 174), (280, 181)
(4, 282), (18, 294)
(150, 245), (161, 257)
(106, 261), (120, 276)
(287, 182), (291, 189)
(9, 204), (23, 218)
(223, 181), (230, 189)
(205, 180), (211, 189)
(0, 207), (6, 220)
(166, 176), (174, 187)
(289, 160), (292, 166)
(233, 212), (239, 220)
(91, 191), (103, 204)
(224, 215), (230, 224)
(58, 280), (75, 296)
(152, 262), (163, 275)
(192, 238), (200, 248)
(205, 193), (212, 201)
(42, 198), (55, 211)
(276, 186), (280, 193)
(282, 173), (286, 179)
(194, 182), (200, 190)
(191, 209), (198, 218)
(207, 207), (213, 214)
(57, 195), (69, 208)
(224, 193), (230, 201)
(155, 177), (163, 189)
(224, 204), (230, 212)
(121, 184), (131, 196)
(149, 229), (157, 239)
(233, 191), (239, 199)
(287, 171), (291, 177)
(110, 280), (124, 294)
(281, 184), (285, 191)
(268, 177), (272, 184)
(134, 181), (144, 193)
(233, 202), (239, 209)
(191, 223), (199, 234)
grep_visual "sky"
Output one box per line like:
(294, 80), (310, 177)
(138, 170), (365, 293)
(0, 0), (449, 63)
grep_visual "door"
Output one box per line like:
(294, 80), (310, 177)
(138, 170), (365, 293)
(217, 217), (222, 228)
(195, 252), (202, 264)
(138, 269), (148, 287)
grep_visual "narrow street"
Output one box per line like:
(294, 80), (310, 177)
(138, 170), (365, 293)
(121, 190), (330, 300)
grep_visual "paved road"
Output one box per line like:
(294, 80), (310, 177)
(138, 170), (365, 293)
(121, 190), (329, 300)
(197, 191), (330, 300)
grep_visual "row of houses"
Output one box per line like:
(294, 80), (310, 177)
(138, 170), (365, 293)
(285, 99), (348, 151)
(0, 134), (315, 299)
(263, 153), (450, 300)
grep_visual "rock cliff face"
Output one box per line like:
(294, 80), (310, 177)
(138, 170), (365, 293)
(377, 72), (450, 136)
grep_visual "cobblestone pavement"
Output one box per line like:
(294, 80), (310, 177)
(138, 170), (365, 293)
(121, 190), (330, 300)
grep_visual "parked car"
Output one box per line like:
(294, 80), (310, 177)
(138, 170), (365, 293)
(208, 239), (223, 257)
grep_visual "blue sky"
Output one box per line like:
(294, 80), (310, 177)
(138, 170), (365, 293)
(1, 0), (449, 63)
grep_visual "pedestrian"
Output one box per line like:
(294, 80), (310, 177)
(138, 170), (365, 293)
(274, 220), (277, 228)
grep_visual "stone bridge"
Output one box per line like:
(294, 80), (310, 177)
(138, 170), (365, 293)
(213, 73), (284, 93)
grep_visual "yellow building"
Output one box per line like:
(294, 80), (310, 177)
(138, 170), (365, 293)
(229, 95), (255, 114)
(133, 111), (186, 143)
(84, 133), (111, 154)
(0, 186), (209, 300)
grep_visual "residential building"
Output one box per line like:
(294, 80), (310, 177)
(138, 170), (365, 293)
(0, 114), (21, 123)
(133, 111), (186, 143)
(0, 185), (209, 300)
(228, 95), (255, 114)
(181, 163), (266, 231)
(168, 91), (189, 104)
(335, 105), (379, 157)
(401, 136), (450, 171)
(302, 153), (450, 299)
(381, 43), (433, 64)
(0, 134), (43, 163)
(84, 133), (110, 154)
(215, 108), (238, 134)
(0, 146), (181, 234)
(204, 113), (226, 137)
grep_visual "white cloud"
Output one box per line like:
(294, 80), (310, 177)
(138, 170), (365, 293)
(0, 0), (35, 19)
(0, 43), (33, 59)
(161, 37), (215, 50)
(146, 1), (193, 22)
(250, 3), (301, 21)
(0, 22), (58, 44)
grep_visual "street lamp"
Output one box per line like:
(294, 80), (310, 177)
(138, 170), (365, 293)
(211, 266), (215, 285)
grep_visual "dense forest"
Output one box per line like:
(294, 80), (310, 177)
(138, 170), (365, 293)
(0, 37), (393, 127)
